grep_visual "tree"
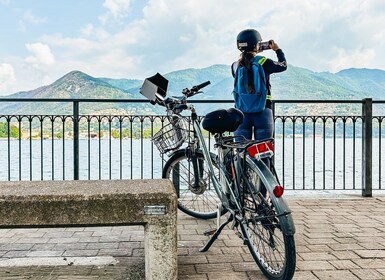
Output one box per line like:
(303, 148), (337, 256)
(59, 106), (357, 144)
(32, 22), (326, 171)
(55, 131), (63, 139)
(0, 123), (20, 138)
(111, 129), (120, 139)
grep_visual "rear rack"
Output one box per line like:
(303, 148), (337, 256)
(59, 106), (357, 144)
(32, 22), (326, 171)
(214, 135), (273, 150)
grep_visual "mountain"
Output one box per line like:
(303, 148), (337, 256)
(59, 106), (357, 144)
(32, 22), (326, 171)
(0, 71), (153, 115)
(0, 65), (384, 115)
(336, 68), (385, 99)
(99, 77), (142, 92)
(111, 64), (385, 102)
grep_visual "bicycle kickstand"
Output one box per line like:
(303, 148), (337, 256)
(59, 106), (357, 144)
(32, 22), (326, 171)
(199, 213), (233, 252)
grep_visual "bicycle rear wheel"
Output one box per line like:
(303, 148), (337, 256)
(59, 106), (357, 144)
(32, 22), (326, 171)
(240, 159), (296, 280)
(162, 149), (224, 219)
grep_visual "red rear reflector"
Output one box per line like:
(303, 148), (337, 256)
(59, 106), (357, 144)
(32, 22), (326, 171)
(247, 141), (274, 159)
(273, 185), (284, 198)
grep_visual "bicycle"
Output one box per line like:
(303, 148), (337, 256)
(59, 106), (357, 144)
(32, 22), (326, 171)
(140, 73), (296, 280)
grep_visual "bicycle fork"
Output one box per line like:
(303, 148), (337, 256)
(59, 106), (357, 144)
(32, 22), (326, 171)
(185, 147), (205, 192)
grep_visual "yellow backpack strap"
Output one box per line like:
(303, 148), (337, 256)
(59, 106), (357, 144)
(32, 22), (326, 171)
(258, 57), (267, 65)
(257, 56), (271, 101)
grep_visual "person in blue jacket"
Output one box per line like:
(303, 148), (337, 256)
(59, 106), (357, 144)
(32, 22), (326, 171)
(232, 29), (287, 141)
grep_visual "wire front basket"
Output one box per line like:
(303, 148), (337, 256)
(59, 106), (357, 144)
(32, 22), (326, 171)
(153, 116), (189, 154)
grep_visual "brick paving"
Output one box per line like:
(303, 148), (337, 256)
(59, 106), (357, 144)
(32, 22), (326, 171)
(0, 195), (384, 279)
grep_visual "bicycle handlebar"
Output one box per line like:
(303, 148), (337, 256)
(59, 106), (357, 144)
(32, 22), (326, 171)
(191, 81), (211, 92)
(141, 76), (211, 113)
(165, 80), (211, 111)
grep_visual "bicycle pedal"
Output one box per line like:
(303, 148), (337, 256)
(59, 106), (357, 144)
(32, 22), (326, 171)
(203, 229), (216, 236)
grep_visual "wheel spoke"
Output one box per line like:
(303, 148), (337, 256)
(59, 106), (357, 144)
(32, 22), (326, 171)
(163, 151), (221, 219)
(239, 158), (295, 278)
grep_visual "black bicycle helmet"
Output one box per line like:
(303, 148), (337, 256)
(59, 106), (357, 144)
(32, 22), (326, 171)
(236, 29), (262, 52)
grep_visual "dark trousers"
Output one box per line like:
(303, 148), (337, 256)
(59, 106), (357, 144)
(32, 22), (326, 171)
(234, 108), (273, 141)
(234, 108), (274, 197)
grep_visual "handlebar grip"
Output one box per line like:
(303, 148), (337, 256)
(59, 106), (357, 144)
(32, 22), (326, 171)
(193, 81), (211, 91)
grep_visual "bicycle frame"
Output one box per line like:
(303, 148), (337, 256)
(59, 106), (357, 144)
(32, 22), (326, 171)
(186, 108), (247, 215)
(167, 108), (232, 207)
(186, 107), (295, 236)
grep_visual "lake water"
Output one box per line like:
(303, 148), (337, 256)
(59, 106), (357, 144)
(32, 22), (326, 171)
(0, 138), (384, 190)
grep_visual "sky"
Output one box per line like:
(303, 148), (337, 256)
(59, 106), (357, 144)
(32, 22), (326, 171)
(0, 0), (385, 96)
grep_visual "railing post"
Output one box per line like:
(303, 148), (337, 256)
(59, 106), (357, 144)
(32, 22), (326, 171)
(362, 98), (372, 197)
(73, 101), (79, 180)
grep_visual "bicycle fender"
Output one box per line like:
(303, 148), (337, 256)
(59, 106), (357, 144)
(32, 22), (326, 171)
(165, 148), (200, 159)
(166, 148), (218, 164)
(246, 157), (296, 236)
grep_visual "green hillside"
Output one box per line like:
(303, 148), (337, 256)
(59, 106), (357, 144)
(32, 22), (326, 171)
(336, 68), (385, 99)
(0, 71), (154, 115)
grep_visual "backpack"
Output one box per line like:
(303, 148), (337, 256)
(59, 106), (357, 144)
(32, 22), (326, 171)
(232, 56), (268, 113)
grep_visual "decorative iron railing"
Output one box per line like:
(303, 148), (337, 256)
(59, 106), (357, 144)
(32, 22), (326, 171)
(0, 98), (384, 196)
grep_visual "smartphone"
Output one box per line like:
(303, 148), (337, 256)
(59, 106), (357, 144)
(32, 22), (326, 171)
(259, 41), (271, 51)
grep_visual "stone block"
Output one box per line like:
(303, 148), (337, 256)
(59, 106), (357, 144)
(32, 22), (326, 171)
(0, 179), (177, 280)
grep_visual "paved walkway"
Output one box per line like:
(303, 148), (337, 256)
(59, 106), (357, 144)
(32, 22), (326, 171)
(0, 195), (384, 279)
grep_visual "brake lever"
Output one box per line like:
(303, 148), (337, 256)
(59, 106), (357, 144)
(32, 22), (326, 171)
(188, 90), (202, 98)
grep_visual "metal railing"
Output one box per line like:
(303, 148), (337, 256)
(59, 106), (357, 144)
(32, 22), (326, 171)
(0, 98), (384, 197)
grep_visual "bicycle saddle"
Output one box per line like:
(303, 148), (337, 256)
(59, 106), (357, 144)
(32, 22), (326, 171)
(202, 108), (244, 134)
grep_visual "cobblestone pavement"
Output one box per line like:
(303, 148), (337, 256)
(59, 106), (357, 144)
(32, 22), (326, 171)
(0, 195), (384, 279)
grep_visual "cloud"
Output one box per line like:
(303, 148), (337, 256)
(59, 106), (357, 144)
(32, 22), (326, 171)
(192, 1), (379, 72)
(81, 24), (94, 36)
(331, 48), (376, 73)
(41, 0), (385, 80)
(40, 31), (142, 78)
(18, 10), (47, 33)
(25, 43), (55, 68)
(5, 0), (385, 95)
(100, 0), (132, 24)
(103, 0), (131, 17)
(0, 63), (16, 96)
(23, 10), (47, 25)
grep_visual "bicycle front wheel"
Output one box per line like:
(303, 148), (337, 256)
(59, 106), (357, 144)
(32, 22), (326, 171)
(240, 159), (296, 280)
(162, 149), (223, 219)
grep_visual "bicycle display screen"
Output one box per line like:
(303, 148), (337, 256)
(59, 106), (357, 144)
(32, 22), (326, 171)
(140, 73), (168, 102)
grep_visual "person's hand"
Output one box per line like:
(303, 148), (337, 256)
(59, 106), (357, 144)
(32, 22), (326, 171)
(269, 40), (280, 51)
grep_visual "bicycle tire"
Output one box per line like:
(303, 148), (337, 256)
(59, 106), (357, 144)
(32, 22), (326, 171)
(162, 149), (225, 219)
(239, 159), (296, 280)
